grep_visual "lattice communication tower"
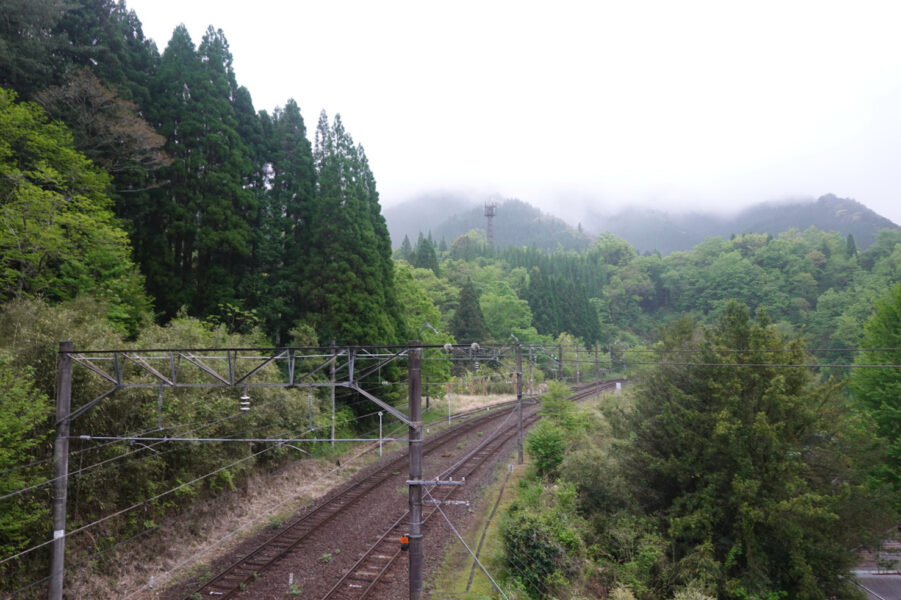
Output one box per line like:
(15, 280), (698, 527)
(484, 200), (497, 246)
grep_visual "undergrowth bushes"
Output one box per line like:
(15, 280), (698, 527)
(0, 297), (355, 595)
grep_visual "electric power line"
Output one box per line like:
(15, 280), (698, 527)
(0, 444), (274, 569)
(118, 439), (385, 599)
(424, 487), (509, 600)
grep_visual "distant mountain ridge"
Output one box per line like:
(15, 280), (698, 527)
(384, 193), (898, 254)
(589, 194), (898, 254)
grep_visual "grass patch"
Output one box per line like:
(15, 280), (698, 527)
(429, 456), (527, 599)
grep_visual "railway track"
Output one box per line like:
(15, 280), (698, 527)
(317, 379), (624, 600)
(319, 406), (539, 599)
(174, 400), (525, 599)
(172, 379), (622, 600)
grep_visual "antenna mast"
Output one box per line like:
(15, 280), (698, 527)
(484, 200), (497, 246)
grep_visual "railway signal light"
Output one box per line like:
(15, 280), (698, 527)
(400, 535), (409, 551)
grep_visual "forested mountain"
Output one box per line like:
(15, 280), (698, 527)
(386, 196), (592, 251)
(383, 192), (477, 247)
(387, 192), (897, 255)
(587, 193), (898, 254)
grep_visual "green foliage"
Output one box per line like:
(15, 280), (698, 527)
(132, 25), (257, 321)
(479, 281), (533, 341)
(399, 234), (413, 261)
(394, 262), (452, 384)
(539, 381), (578, 431)
(850, 282), (901, 511)
(0, 0), (67, 97)
(0, 355), (50, 579)
(412, 232), (440, 275)
(0, 88), (151, 335)
(626, 301), (890, 598)
(450, 278), (489, 343)
(252, 99), (315, 342)
(588, 514), (667, 597)
(299, 111), (402, 345)
(526, 421), (567, 479)
(501, 480), (585, 599)
(0, 298), (340, 592)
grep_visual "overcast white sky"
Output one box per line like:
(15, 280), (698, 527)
(127, 0), (901, 225)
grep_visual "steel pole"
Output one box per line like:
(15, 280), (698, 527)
(407, 343), (423, 600)
(330, 340), (336, 447)
(576, 346), (580, 384)
(516, 342), (523, 464)
(528, 345), (534, 396)
(50, 341), (73, 600)
(558, 344), (563, 381)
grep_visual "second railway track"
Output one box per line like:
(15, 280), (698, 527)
(167, 379), (623, 600)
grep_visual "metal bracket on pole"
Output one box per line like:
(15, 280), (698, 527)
(406, 479), (465, 486)
(349, 383), (415, 427)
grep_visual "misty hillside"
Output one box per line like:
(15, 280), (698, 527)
(387, 192), (898, 254)
(386, 197), (592, 252)
(587, 194), (898, 254)
(384, 192), (477, 248)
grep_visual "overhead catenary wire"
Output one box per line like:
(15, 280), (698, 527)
(2, 416), (401, 599)
(1, 373), (426, 509)
(1, 379), (387, 503)
(5, 344), (508, 593)
(0, 443), (274, 569)
(117, 437), (388, 599)
(0, 393), (291, 503)
(0, 393), (429, 576)
(618, 360), (901, 369)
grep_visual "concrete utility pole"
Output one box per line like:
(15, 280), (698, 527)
(528, 345), (534, 395)
(50, 341), (73, 600)
(516, 342), (524, 464)
(330, 340), (336, 447)
(558, 344), (563, 381)
(407, 343), (423, 600)
(576, 346), (580, 384)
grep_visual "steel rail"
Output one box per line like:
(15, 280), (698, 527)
(318, 379), (623, 600)
(174, 404), (520, 600)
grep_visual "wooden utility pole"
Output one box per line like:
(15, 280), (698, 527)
(50, 341), (73, 600)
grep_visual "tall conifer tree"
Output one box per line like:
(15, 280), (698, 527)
(413, 232), (440, 275)
(255, 99), (315, 340)
(133, 25), (256, 319)
(451, 278), (489, 343)
(299, 111), (401, 344)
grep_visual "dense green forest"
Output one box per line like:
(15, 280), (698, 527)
(1, 1), (900, 598)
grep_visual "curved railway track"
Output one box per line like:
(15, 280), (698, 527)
(318, 379), (624, 600)
(172, 379), (623, 600)
(319, 405), (541, 599)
